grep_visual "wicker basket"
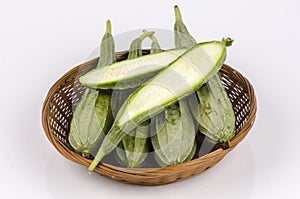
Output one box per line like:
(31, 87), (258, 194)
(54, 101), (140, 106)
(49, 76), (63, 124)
(42, 50), (257, 185)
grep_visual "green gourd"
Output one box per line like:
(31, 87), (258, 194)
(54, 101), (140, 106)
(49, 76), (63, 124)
(151, 6), (197, 167)
(114, 31), (154, 168)
(79, 48), (186, 90)
(173, 5), (236, 147)
(151, 100), (196, 166)
(68, 20), (115, 157)
(116, 120), (149, 168)
(188, 69), (236, 146)
(174, 5), (197, 48)
(175, 5), (235, 146)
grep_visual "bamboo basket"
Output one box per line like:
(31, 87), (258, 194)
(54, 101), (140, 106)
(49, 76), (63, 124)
(42, 50), (257, 185)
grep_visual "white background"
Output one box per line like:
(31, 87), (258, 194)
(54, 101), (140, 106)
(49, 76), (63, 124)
(1, 0), (299, 198)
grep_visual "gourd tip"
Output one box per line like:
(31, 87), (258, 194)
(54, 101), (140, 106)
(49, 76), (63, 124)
(88, 160), (98, 173)
(106, 19), (112, 33)
(222, 37), (234, 47)
(174, 5), (182, 21)
(217, 139), (231, 150)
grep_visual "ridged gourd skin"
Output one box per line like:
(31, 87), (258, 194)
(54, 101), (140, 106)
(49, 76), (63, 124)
(188, 73), (236, 147)
(152, 100), (196, 167)
(151, 6), (197, 167)
(115, 31), (154, 168)
(68, 20), (116, 157)
(116, 120), (149, 168)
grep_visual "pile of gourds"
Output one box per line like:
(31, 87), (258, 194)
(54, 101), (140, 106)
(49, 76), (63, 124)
(68, 6), (236, 173)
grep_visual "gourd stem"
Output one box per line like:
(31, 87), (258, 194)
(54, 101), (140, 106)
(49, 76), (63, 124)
(222, 37), (234, 47)
(106, 19), (111, 34)
(143, 29), (158, 43)
(139, 31), (154, 40)
(174, 5), (182, 22)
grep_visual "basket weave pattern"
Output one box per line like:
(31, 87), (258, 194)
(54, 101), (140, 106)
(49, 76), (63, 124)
(42, 51), (257, 185)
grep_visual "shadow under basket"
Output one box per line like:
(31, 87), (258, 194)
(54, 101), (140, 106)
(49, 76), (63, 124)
(42, 50), (257, 186)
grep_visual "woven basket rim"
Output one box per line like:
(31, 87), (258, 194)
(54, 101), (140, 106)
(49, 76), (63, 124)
(41, 54), (257, 185)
